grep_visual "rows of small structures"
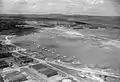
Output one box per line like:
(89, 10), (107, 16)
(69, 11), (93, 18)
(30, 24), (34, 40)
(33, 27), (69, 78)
(0, 42), (79, 82)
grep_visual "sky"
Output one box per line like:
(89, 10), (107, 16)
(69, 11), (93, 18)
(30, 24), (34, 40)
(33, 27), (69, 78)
(0, 0), (120, 16)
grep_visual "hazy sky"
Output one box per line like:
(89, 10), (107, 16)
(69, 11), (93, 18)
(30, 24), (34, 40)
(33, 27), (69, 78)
(0, 0), (120, 16)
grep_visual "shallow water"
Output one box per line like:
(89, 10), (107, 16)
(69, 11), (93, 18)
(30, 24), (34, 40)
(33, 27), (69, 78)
(11, 27), (120, 71)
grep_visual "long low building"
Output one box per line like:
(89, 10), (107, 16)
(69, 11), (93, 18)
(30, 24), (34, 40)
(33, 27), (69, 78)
(29, 63), (58, 78)
(0, 60), (9, 69)
(29, 63), (50, 71)
(39, 68), (58, 78)
(4, 71), (28, 82)
(14, 55), (34, 66)
(0, 75), (4, 82)
(0, 52), (12, 59)
(29, 63), (64, 82)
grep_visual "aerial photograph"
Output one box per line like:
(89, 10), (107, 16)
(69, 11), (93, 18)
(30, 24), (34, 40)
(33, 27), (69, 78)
(0, 0), (120, 82)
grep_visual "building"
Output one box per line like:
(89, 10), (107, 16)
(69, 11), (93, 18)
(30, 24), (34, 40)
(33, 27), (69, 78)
(61, 79), (72, 82)
(0, 75), (4, 82)
(21, 68), (48, 82)
(58, 77), (78, 82)
(0, 60), (9, 69)
(5, 44), (17, 51)
(29, 63), (49, 70)
(4, 71), (28, 82)
(39, 68), (58, 78)
(14, 56), (34, 66)
(30, 63), (58, 78)
(40, 68), (64, 82)
(19, 56), (34, 63)
(29, 63), (64, 81)
(60, 56), (74, 63)
(0, 52), (12, 59)
(8, 74), (27, 82)
(0, 45), (10, 51)
(0, 43), (3, 49)
(35, 52), (46, 60)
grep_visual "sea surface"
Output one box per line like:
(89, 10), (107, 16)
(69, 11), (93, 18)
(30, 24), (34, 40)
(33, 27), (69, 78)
(7, 26), (120, 72)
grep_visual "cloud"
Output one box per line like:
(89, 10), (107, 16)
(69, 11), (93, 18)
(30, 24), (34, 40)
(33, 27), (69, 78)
(84, 0), (104, 4)
(1, 0), (120, 16)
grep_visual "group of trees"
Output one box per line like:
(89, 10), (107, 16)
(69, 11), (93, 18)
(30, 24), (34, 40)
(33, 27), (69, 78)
(0, 18), (26, 30)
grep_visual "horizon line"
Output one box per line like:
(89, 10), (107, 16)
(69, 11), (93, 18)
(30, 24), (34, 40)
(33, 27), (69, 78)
(0, 13), (120, 17)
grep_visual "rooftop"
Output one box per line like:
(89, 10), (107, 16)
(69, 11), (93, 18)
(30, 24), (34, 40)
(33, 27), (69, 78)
(19, 56), (34, 63)
(39, 68), (58, 78)
(0, 60), (9, 69)
(4, 71), (28, 82)
(58, 77), (77, 82)
(0, 52), (12, 59)
(29, 63), (49, 71)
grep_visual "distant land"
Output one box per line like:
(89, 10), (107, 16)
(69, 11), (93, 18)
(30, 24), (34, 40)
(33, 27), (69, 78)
(0, 14), (120, 27)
